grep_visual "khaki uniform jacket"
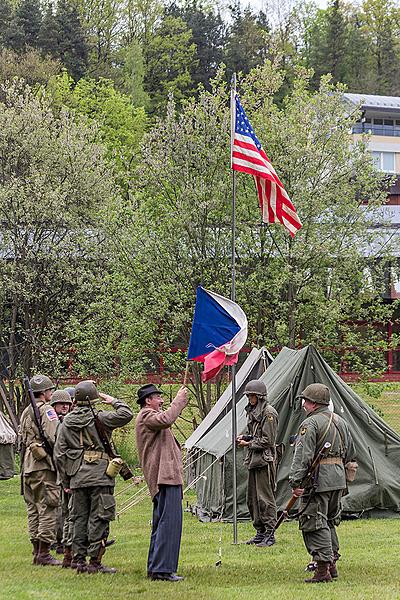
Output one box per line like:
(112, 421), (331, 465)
(289, 406), (356, 492)
(135, 394), (187, 499)
(243, 398), (278, 469)
(54, 399), (133, 490)
(20, 400), (59, 473)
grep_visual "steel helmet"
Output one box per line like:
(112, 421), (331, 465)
(50, 390), (73, 406)
(64, 387), (76, 400)
(30, 374), (55, 393)
(300, 383), (330, 405)
(75, 380), (98, 404)
(244, 380), (267, 397)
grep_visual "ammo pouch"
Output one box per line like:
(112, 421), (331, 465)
(345, 461), (358, 482)
(30, 442), (48, 461)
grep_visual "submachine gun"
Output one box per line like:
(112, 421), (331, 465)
(263, 441), (332, 545)
(87, 400), (134, 481)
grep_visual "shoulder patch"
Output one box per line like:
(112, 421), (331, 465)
(267, 415), (273, 421)
(300, 426), (308, 436)
(46, 408), (58, 422)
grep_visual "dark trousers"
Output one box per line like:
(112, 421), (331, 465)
(299, 490), (342, 562)
(147, 484), (183, 575)
(247, 464), (277, 532)
(70, 486), (115, 559)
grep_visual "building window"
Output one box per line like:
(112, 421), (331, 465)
(372, 151), (395, 173)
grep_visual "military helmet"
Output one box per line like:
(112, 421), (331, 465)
(244, 379), (267, 397)
(300, 383), (330, 405)
(30, 374), (55, 393)
(64, 386), (75, 400)
(50, 390), (73, 406)
(75, 380), (98, 404)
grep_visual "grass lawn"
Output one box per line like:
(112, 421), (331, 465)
(1, 477), (399, 600)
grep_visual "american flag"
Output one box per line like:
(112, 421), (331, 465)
(231, 94), (302, 238)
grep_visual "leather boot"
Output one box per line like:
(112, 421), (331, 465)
(62, 546), (73, 568)
(75, 557), (88, 573)
(245, 530), (265, 545)
(255, 530), (276, 547)
(36, 541), (62, 566)
(304, 561), (332, 583)
(329, 551), (340, 579)
(86, 558), (117, 574)
(31, 539), (40, 565)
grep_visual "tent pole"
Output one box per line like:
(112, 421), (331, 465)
(230, 72), (238, 544)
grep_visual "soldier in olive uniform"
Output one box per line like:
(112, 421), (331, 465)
(289, 383), (356, 583)
(51, 390), (74, 565)
(237, 380), (279, 547)
(54, 381), (133, 573)
(20, 374), (61, 566)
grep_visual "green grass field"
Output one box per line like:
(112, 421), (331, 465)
(1, 476), (399, 600)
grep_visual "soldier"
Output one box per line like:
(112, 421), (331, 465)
(20, 374), (61, 566)
(289, 383), (356, 583)
(237, 379), (279, 547)
(54, 380), (133, 573)
(50, 390), (74, 562)
(135, 383), (188, 582)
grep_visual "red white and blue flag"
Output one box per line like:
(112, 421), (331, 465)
(187, 286), (248, 382)
(231, 94), (302, 238)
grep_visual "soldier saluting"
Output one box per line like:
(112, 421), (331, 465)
(54, 380), (133, 574)
(289, 383), (356, 583)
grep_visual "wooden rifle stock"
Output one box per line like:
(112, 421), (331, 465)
(23, 376), (53, 458)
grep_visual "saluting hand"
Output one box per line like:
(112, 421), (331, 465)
(98, 392), (115, 405)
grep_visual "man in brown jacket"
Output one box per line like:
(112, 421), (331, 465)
(135, 383), (188, 582)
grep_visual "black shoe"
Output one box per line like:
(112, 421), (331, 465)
(255, 531), (276, 547)
(245, 530), (265, 545)
(150, 573), (184, 582)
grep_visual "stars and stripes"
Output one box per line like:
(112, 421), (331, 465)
(231, 94), (302, 238)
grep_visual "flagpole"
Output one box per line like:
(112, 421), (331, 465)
(230, 72), (238, 545)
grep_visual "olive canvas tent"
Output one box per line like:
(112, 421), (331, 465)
(0, 411), (16, 480)
(185, 345), (400, 521)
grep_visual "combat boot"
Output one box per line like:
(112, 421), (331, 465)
(304, 561), (332, 583)
(86, 558), (117, 574)
(62, 546), (73, 568)
(75, 557), (88, 573)
(31, 539), (40, 565)
(36, 541), (62, 566)
(255, 530), (276, 547)
(329, 551), (340, 579)
(245, 529), (265, 545)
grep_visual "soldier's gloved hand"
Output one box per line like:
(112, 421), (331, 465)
(98, 392), (115, 405)
(292, 487), (304, 497)
(175, 386), (189, 406)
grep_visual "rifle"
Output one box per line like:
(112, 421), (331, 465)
(23, 376), (53, 458)
(88, 401), (134, 481)
(264, 441), (332, 544)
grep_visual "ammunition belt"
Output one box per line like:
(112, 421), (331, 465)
(83, 450), (109, 461)
(320, 457), (343, 465)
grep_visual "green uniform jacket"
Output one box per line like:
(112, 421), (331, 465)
(289, 406), (356, 492)
(54, 399), (133, 490)
(243, 398), (278, 469)
(20, 401), (59, 473)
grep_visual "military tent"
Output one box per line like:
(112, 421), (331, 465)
(0, 411), (16, 480)
(185, 345), (400, 520)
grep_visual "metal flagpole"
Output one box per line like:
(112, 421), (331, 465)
(230, 72), (238, 545)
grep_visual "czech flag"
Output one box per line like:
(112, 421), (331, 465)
(187, 286), (248, 382)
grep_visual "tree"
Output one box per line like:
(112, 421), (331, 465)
(38, 3), (60, 59)
(143, 13), (197, 112)
(225, 3), (269, 77)
(9, 0), (42, 50)
(0, 48), (62, 87)
(56, 0), (89, 80)
(0, 80), (115, 402)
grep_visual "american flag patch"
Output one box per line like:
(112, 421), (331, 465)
(46, 409), (58, 422)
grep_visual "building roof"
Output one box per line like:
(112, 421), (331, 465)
(344, 93), (400, 111)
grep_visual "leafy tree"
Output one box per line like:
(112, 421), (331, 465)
(0, 79), (115, 403)
(114, 39), (150, 107)
(56, 0), (89, 80)
(9, 0), (42, 50)
(0, 0), (12, 45)
(0, 47), (62, 87)
(143, 13), (197, 112)
(38, 3), (60, 59)
(225, 3), (269, 76)
(169, 0), (226, 89)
